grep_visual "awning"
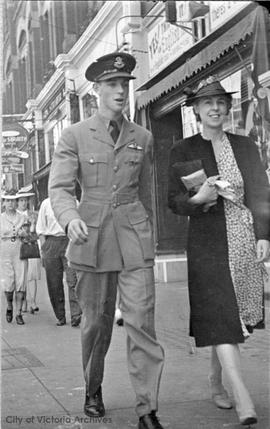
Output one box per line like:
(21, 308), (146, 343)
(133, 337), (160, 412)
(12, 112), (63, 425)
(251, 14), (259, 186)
(136, 3), (259, 110)
(33, 161), (51, 181)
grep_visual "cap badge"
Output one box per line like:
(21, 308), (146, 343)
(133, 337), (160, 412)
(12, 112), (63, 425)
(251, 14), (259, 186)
(114, 56), (125, 69)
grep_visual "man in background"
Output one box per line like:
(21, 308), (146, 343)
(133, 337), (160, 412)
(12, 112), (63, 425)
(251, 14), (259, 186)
(36, 197), (81, 327)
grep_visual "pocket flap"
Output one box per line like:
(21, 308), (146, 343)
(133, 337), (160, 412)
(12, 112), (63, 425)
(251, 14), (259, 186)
(79, 152), (108, 164)
(127, 205), (148, 225)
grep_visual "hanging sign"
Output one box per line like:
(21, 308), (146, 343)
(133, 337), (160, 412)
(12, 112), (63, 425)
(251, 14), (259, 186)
(2, 164), (25, 174)
(2, 123), (29, 150)
(147, 17), (193, 78)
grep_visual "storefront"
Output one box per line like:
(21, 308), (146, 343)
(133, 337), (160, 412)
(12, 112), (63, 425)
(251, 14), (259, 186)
(136, 1), (270, 259)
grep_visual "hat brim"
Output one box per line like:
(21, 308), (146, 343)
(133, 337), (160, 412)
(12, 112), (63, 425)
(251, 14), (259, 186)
(1, 195), (19, 200)
(17, 193), (35, 198)
(86, 69), (136, 82)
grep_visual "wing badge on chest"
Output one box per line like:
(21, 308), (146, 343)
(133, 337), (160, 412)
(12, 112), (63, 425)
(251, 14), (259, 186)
(127, 142), (143, 151)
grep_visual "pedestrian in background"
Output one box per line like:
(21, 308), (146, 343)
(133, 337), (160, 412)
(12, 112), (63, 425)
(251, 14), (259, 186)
(49, 51), (165, 429)
(17, 187), (41, 314)
(36, 197), (82, 327)
(0, 189), (28, 325)
(168, 76), (270, 426)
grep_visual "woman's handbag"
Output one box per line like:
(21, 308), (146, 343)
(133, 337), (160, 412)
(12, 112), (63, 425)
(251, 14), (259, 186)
(20, 241), (40, 260)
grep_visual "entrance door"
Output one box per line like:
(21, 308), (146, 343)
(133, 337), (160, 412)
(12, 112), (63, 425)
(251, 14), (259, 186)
(150, 107), (188, 254)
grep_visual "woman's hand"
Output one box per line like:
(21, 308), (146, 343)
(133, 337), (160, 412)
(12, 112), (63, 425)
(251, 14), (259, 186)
(256, 239), (270, 262)
(189, 178), (218, 207)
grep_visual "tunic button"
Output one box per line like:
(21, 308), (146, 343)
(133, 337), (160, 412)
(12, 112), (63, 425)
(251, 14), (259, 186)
(89, 158), (94, 164)
(112, 185), (117, 190)
(113, 203), (117, 208)
(113, 165), (118, 172)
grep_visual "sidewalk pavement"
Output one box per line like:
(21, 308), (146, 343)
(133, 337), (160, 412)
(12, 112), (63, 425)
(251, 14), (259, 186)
(1, 269), (270, 429)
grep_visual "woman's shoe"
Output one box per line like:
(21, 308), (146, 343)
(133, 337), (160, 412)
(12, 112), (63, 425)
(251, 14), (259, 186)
(33, 307), (39, 312)
(6, 309), (13, 323)
(29, 307), (35, 314)
(239, 411), (257, 426)
(15, 314), (25, 325)
(208, 376), (233, 409)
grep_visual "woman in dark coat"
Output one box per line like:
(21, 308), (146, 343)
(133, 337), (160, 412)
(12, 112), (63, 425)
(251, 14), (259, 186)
(168, 76), (270, 426)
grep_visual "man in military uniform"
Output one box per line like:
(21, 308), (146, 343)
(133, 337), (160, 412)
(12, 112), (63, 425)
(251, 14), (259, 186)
(49, 51), (165, 429)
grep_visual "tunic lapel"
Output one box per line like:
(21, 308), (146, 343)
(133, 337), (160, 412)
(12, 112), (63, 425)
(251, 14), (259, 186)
(88, 115), (114, 147)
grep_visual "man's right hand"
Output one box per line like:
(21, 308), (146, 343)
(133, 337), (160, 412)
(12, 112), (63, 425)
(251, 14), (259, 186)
(67, 219), (88, 245)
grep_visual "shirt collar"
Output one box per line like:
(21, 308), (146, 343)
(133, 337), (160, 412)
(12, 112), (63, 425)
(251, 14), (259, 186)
(97, 112), (123, 130)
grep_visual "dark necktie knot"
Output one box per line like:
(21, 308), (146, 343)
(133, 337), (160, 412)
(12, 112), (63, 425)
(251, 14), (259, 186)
(109, 120), (120, 143)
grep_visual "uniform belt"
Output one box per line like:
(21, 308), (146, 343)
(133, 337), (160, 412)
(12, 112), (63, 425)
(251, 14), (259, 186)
(82, 193), (138, 206)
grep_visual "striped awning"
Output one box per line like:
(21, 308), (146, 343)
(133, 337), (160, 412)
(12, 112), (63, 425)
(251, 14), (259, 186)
(136, 4), (259, 110)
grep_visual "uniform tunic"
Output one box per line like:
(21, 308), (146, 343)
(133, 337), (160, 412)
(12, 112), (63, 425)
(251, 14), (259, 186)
(168, 132), (270, 347)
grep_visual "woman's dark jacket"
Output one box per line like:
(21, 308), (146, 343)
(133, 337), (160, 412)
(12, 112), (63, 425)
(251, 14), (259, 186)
(168, 132), (270, 347)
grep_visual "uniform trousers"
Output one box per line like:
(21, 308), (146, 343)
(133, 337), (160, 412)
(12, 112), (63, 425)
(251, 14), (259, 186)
(75, 267), (165, 417)
(42, 236), (81, 322)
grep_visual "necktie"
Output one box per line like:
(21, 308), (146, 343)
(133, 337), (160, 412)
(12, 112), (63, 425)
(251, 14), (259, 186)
(109, 120), (120, 143)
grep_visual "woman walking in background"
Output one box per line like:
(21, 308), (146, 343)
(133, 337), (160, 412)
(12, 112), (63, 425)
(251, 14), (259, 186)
(17, 187), (41, 314)
(168, 76), (270, 426)
(1, 190), (28, 325)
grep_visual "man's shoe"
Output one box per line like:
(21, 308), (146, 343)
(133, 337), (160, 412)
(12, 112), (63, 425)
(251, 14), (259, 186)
(71, 315), (81, 327)
(56, 318), (66, 326)
(84, 386), (105, 417)
(138, 411), (164, 429)
(15, 314), (25, 325)
(6, 309), (13, 323)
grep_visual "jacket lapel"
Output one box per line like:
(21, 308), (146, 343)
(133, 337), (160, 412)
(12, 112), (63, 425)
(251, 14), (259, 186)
(88, 114), (114, 147)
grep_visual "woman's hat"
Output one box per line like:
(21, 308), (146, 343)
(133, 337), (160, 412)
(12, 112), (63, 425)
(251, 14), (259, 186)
(85, 51), (136, 82)
(17, 185), (35, 198)
(183, 75), (237, 106)
(1, 189), (19, 200)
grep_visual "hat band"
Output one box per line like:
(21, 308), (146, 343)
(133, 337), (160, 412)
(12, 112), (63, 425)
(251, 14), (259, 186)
(96, 68), (132, 80)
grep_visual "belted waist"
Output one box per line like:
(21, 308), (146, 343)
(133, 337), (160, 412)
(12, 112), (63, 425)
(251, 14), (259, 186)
(45, 235), (67, 240)
(1, 236), (19, 242)
(82, 193), (139, 206)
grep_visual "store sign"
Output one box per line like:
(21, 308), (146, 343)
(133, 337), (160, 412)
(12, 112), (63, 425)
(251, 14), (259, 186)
(209, 1), (250, 31)
(2, 164), (25, 174)
(2, 156), (21, 164)
(148, 18), (193, 77)
(2, 123), (28, 150)
(2, 149), (29, 159)
(42, 87), (65, 120)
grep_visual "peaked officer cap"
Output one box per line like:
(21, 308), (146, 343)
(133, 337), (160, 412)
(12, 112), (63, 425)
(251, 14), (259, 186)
(85, 51), (136, 82)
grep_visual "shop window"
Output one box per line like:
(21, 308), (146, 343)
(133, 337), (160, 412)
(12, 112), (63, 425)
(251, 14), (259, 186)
(82, 93), (98, 119)
(37, 131), (45, 169)
(47, 128), (55, 160)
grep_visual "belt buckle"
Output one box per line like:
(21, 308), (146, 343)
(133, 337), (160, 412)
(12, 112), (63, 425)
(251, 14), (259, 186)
(11, 237), (16, 242)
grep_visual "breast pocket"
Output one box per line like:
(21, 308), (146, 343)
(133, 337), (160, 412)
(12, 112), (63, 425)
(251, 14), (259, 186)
(79, 152), (109, 187)
(124, 152), (144, 182)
